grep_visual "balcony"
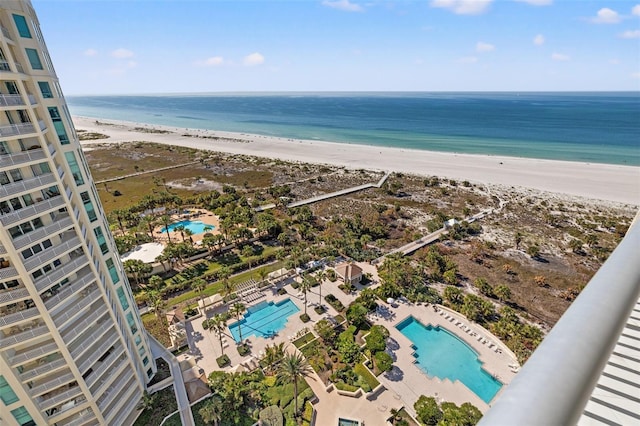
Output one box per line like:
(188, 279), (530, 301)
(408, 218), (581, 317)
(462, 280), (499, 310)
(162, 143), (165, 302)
(1, 24), (13, 40)
(0, 121), (43, 138)
(0, 305), (39, 327)
(0, 195), (65, 227)
(0, 265), (18, 280)
(10, 340), (59, 366)
(70, 323), (115, 361)
(0, 60), (24, 73)
(34, 255), (89, 293)
(0, 93), (26, 107)
(38, 385), (83, 412)
(0, 286), (30, 305)
(1, 172), (57, 199)
(56, 409), (97, 426)
(97, 370), (132, 412)
(53, 292), (103, 332)
(12, 214), (73, 250)
(20, 356), (67, 382)
(30, 370), (75, 397)
(0, 147), (46, 169)
(62, 304), (109, 344)
(109, 390), (139, 426)
(77, 333), (119, 373)
(0, 323), (48, 348)
(0, 243), (6, 254)
(23, 235), (82, 272)
(43, 271), (95, 311)
(85, 348), (126, 388)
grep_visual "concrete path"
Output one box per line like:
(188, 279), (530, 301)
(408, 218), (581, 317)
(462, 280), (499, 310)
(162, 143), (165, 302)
(147, 332), (195, 426)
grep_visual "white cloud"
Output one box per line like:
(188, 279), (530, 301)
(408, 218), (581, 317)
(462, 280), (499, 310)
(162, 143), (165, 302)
(533, 34), (545, 45)
(551, 52), (570, 61)
(515, 0), (552, 5)
(243, 52), (265, 66)
(430, 0), (492, 15)
(458, 56), (478, 63)
(619, 29), (640, 38)
(632, 4), (640, 16)
(476, 41), (495, 52)
(321, 0), (363, 12)
(111, 48), (134, 59)
(204, 56), (225, 66)
(83, 48), (98, 57)
(591, 8), (621, 24)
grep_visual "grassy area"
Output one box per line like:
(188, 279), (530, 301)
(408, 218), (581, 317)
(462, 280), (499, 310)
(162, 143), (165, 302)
(133, 385), (177, 426)
(354, 362), (380, 390)
(292, 332), (316, 349)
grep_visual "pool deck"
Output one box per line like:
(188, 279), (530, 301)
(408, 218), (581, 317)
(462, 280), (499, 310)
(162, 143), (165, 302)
(177, 261), (520, 424)
(154, 208), (220, 243)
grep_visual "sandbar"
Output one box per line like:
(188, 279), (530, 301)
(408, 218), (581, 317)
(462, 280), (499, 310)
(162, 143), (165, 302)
(73, 116), (640, 206)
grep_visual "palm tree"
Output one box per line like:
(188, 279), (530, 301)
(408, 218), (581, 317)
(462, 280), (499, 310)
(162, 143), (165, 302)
(299, 274), (313, 315)
(199, 397), (224, 426)
(140, 214), (158, 242)
(263, 342), (285, 375)
(277, 352), (313, 417)
(136, 390), (157, 411)
(316, 270), (327, 307)
(175, 224), (186, 243)
(147, 290), (165, 319)
(159, 215), (173, 243)
(210, 314), (227, 355)
(230, 303), (246, 343)
(257, 267), (268, 284)
(193, 277), (207, 309)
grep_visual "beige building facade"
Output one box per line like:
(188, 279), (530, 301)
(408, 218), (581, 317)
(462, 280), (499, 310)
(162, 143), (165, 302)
(0, 1), (154, 425)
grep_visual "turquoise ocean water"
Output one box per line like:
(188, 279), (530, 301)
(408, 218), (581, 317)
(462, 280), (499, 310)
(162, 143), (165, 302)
(67, 92), (640, 166)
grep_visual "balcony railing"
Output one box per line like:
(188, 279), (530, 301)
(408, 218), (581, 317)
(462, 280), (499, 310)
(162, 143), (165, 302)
(479, 214), (640, 426)
(0, 305), (39, 327)
(1, 24), (13, 40)
(69, 321), (114, 360)
(0, 121), (36, 137)
(108, 392), (139, 426)
(57, 409), (97, 426)
(12, 215), (73, 250)
(76, 332), (119, 373)
(53, 287), (101, 329)
(1, 172), (56, 199)
(0, 93), (25, 107)
(34, 256), (88, 292)
(0, 324), (48, 348)
(10, 340), (58, 366)
(86, 348), (125, 388)
(97, 371), (132, 412)
(23, 236), (81, 272)
(0, 60), (23, 73)
(20, 356), (67, 382)
(44, 271), (95, 311)
(0, 265), (18, 280)
(0, 286), (30, 305)
(38, 386), (83, 412)
(61, 305), (108, 345)
(30, 371), (75, 397)
(0, 147), (46, 169)
(0, 195), (65, 227)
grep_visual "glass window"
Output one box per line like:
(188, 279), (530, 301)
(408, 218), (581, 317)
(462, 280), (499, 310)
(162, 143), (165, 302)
(126, 312), (138, 334)
(143, 356), (149, 366)
(11, 406), (35, 426)
(147, 368), (153, 378)
(12, 14), (31, 38)
(106, 258), (120, 284)
(25, 48), (42, 70)
(138, 346), (145, 356)
(135, 334), (142, 346)
(116, 286), (129, 311)
(94, 227), (108, 254)
(0, 375), (19, 405)
(38, 82), (53, 98)
(80, 191), (97, 222)
(64, 152), (84, 185)
(48, 107), (69, 144)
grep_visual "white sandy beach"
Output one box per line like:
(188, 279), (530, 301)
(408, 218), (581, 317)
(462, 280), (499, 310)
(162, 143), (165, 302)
(73, 116), (640, 206)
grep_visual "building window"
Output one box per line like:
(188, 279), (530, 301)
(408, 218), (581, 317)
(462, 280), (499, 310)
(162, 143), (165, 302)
(143, 356), (149, 366)
(48, 107), (69, 144)
(0, 375), (19, 405)
(138, 346), (145, 356)
(106, 258), (120, 284)
(25, 48), (43, 70)
(126, 312), (138, 334)
(64, 152), (84, 185)
(116, 286), (129, 311)
(11, 406), (35, 426)
(80, 191), (97, 222)
(147, 368), (153, 378)
(135, 334), (142, 346)
(94, 227), (108, 254)
(38, 81), (53, 98)
(12, 14), (32, 38)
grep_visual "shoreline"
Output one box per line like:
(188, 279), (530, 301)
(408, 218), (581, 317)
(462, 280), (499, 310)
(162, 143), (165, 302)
(72, 116), (640, 206)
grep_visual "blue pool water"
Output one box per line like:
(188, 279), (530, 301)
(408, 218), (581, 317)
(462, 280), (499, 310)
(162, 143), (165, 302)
(338, 419), (360, 426)
(228, 299), (300, 342)
(396, 316), (502, 404)
(164, 220), (214, 235)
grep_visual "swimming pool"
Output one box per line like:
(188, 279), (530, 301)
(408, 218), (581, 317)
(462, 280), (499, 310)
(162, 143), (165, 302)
(396, 316), (502, 403)
(338, 419), (360, 426)
(164, 220), (214, 235)
(228, 299), (300, 342)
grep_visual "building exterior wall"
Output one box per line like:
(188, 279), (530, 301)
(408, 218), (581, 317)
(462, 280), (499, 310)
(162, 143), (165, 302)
(0, 2), (155, 425)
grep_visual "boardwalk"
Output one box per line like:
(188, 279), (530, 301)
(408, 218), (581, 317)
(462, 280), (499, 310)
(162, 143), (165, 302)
(255, 172), (389, 212)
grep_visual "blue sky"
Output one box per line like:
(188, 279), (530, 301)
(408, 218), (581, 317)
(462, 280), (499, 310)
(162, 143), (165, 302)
(33, 0), (640, 94)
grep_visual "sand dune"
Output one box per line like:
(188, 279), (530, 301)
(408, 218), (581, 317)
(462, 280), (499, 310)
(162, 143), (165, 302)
(73, 116), (639, 206)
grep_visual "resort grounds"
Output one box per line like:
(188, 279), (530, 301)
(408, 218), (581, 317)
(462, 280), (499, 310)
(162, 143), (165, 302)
(175, 261), (519, 424)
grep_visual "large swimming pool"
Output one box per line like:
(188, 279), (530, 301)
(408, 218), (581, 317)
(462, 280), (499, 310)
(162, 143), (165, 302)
(228, 299), (300, 342)
(396, 316), (502, 404)
(164, 220), (214, 235)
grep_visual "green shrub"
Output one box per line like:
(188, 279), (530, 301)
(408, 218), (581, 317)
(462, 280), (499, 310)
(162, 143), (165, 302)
(238, 343), (251, 356)
(354, 363), (380, 390)
(314, 305), (325, 315)
(216, 354), (230, 367)
(300, 313), (310, 323)
(277, 287), (288, 295)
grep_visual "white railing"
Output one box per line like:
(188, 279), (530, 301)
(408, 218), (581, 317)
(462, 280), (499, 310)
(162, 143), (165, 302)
(0, 121), (36, 137)
(0, 195), (65, 226)
(30, 371), (75, 397)
(479, 213), (640, 425)
(23, 236), (81, 272)
(0, 147), (46, 168)
(0, 93), (25, 106)
(20, 357), (67, 382)
(0, 286), (30, 305)
(11, 341), (58, 366)
(44, 272), (95, 311)
(1, 172), (56, 199)
(34, 255), (88, 292)
(76, 332), (119, 373)
(12, 214), (73, 250)
(0, 305), (39, 327)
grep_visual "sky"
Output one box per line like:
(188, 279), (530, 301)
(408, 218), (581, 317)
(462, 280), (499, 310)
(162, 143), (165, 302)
(32, 0), (640, 94)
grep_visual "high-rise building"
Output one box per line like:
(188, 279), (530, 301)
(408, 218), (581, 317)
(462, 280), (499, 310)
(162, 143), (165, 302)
(0, 2), (155, 425)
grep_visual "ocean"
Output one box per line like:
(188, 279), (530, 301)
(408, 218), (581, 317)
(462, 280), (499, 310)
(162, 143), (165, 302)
(66, 92), (640, 166)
